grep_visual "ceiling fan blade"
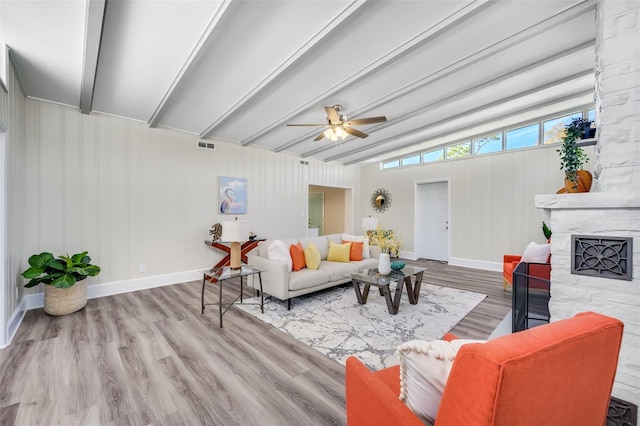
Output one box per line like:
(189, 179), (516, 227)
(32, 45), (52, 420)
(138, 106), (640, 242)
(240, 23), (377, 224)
(313, 131), (326, 141)
(343, 126), (368, 138)
(287, 123), (330, 127)
(345, 116), (387, 126)
(325, 106), (341, 124)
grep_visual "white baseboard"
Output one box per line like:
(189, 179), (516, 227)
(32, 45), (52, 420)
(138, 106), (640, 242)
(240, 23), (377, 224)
(399, 250), (417, 260)
(448, 257), (502, 272)
(22, 269), (204, 311)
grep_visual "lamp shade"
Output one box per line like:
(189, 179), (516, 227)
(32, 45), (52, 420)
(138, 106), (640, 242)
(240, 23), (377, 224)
(362, 216), (378, 231)
(221, 219), (250, 242)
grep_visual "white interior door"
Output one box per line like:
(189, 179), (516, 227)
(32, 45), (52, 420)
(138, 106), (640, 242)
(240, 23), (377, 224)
(416, 181), (449, 262)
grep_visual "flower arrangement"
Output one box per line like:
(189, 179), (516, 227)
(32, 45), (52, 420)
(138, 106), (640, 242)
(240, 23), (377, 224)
(369, 225), (401, 256)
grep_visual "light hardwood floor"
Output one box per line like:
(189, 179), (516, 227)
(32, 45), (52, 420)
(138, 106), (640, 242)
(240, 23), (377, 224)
(0, 260), (510, 426)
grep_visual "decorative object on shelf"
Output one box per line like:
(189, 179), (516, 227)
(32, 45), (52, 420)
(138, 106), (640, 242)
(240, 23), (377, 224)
(378, 252), (391, 275)
(542, 222), (552, 242)
(249, 231), (257, 241)
(370, 188), (392, 213)
(219, 176), (247, 214)
(362, 216), (378, 240)
(221, 217), (250, 270)
(369, 225), (401, 256)
(391, 261), (406, 271)
(209, 222), (222, 241)
(557, 117), (592, 193)
(21, 251), (101, 316)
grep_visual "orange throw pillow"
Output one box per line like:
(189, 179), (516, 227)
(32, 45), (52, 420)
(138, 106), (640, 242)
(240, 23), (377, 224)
(343, 240), (364, 261)
(290, 242), (306, 271)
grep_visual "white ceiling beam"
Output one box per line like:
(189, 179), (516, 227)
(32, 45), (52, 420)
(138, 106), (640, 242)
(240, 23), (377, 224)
(240, 0), (495, 146)
(277, 0), (597, 153)
(147, 0), (234, 128)
(335, 85), (595, 165)
(79, 0), (106, 115)
(198, 0), (370, 139)
(303, 41), (595, 158)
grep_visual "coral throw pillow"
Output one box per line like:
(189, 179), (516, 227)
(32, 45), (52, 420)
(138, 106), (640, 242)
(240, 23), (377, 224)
(289, 242), (306, 271)
(304, 242), (321, 270)
(343, 239), (363, 261)
(327, 241), (351, 263)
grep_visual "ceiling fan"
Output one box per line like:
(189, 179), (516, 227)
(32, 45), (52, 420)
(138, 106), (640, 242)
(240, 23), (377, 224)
(287, 105), (387, 141)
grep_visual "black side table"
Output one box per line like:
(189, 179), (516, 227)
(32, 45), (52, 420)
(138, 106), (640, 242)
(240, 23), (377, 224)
(201, 265), (264, 328)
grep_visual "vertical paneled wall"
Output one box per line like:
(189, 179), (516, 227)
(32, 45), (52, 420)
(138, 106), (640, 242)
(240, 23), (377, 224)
(0, 57), (26, 343)
(22, 100), (360, 290)
(359, 146), (595, 267)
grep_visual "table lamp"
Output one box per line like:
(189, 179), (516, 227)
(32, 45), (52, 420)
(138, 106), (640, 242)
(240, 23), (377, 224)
(221, 217), (250, 270)
(362, 216), (378, 239)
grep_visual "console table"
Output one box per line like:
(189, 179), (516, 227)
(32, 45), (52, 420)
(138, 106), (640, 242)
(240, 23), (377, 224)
(201, 265), (264, 328)
(204, 239), (264, 268)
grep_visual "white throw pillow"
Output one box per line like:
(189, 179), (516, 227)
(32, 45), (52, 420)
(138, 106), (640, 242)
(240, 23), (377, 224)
(520, 241), (551, 263)
(398, 339), (486, 423)
(342, 234), (371, 258)
(268, 239), (293, 272)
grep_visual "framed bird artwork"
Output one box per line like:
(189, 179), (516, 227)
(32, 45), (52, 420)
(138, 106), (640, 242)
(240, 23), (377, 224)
(219, 176), (247, 214)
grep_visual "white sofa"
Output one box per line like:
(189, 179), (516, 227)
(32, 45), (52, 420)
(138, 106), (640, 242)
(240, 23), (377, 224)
(247, 234), (379, 309)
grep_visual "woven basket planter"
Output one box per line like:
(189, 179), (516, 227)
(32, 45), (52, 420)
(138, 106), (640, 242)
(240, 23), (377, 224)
(44, 281), (87, 316)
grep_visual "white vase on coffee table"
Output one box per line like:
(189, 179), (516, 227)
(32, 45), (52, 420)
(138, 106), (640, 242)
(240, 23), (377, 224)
(378, 252), (391, 275)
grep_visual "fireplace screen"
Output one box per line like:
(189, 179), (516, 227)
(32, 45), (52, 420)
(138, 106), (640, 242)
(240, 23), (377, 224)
(572, 235), (633, 281)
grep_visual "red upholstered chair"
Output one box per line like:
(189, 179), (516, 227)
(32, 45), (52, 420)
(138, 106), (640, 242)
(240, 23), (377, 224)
(346, 312), (624, 426)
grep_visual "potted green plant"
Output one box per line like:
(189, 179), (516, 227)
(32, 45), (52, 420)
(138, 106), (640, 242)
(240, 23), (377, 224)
(21, 251), (101, 316)
(557, 117), (592, 193)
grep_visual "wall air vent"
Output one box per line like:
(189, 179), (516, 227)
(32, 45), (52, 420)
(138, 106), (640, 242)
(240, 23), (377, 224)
(197, 140), (215, 150)
(299, 160), (309, 166)
(571, 235), (633, 281)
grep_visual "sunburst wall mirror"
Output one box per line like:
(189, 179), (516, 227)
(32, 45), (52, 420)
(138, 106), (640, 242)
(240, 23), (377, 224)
(370, 188), (391, 213)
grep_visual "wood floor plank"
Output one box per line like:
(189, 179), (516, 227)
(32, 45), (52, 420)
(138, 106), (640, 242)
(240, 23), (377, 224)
(0, 260), (510, 425)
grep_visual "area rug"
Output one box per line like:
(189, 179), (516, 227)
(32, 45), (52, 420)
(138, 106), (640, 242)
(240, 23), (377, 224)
(235, 283), (486, 370)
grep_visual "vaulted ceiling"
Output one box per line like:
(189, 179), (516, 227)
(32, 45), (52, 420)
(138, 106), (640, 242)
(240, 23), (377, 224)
(1, 0), (596, 166)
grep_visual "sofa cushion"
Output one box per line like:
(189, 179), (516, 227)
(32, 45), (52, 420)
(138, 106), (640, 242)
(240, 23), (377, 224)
(290, 242), (306, 271)
(343, 240), (364, 261)
(304, 242), (321, 270)
(289, 268), (331, 291)
(268, 240), (293, 272)
(343, 234), (371, 259)
(298, 236), (330, 260)
(318, 259), (358, 281)
(351, 258), (378, 272)
(328, 241), (352, 262)
(326, 234), (344, 245)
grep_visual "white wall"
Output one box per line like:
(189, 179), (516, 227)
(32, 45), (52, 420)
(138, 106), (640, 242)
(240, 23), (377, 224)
(21, 99), (360, 292)
(359, 145), (595, 269)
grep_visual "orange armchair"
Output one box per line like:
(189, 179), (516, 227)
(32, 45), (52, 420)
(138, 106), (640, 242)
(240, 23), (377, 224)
(346, 312), (624, 426)
(502, 254), (522, 290)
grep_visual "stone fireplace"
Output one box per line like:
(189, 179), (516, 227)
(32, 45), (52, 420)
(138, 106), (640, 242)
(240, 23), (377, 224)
(536, 0), (639, 415)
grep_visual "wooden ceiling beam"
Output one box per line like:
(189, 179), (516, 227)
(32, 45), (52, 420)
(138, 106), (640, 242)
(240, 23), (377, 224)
(79, 0), (107, 115)
(147, 0), (234, 128)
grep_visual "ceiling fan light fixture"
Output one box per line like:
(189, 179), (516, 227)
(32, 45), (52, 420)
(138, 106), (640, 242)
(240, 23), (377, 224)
(324, 127), (346, 141)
